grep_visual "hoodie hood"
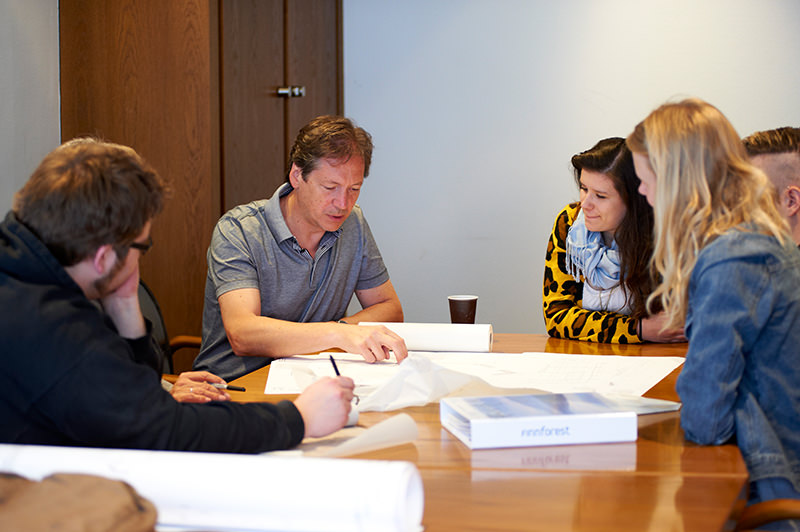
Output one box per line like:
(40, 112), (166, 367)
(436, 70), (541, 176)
(0, 211), (80, 292)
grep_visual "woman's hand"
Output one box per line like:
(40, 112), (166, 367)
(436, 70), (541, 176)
(640, 312), (687, 343)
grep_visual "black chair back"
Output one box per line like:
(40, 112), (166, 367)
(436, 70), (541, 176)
(138, 280), (173, 373)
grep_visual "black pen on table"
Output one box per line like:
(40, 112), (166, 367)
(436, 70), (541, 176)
(211, 383), (246, 392)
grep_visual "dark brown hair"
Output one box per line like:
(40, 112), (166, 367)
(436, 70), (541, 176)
(285, 115), (373, 182)
(571, 137), (657, 318)
(742, 126), (800, 157)
(13, 138), (169, 266)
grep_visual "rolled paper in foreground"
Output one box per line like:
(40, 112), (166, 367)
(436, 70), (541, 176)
(0, 444), (424, 532)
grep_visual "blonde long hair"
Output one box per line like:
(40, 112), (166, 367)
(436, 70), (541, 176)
(626, 98), (788, 329)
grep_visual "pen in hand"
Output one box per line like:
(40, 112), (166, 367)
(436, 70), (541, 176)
(211, 383), (246, 392)
(330, 355), (358, 405)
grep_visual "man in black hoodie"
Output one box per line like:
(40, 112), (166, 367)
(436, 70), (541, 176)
(0, 138), (354, 452)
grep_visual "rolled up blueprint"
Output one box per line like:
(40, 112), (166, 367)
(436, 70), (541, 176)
(0, 444), (423, 532)
(360, 322), (493, 352)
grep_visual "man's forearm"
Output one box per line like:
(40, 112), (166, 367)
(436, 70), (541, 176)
(345, 299), (404, 324)
(227, 318), (344, 359)
(227, 308), (405, 361)
(104, 297), (147, 339)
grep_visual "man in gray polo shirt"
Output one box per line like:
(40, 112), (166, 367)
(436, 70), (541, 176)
(194, 116), (408, 381)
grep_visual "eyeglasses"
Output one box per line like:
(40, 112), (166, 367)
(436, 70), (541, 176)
(129, 236), (153, 255)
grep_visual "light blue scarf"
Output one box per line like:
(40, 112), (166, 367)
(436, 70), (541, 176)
(565, 209), (621, 290)
(566, 209), (631, 313)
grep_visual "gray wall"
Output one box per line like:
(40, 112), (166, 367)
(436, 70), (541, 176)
(0, 0), (60, 213)
(343, 0), (800, 333)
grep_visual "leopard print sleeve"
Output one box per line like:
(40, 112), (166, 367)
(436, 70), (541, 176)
(542, 203), (642, 344)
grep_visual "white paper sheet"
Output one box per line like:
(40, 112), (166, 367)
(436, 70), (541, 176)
(266, 351), (685, 412)
(296, 413), (419, 458)
(360, 322), (493, 352)
(355, 356), (479, 411)
(0, 444), (423, 532)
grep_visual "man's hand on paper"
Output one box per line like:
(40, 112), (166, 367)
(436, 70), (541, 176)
(336, 323), (408, 363)
(294, 376), (356, 438)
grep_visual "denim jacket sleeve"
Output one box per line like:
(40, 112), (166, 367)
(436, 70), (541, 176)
(676, 235), (774, 446)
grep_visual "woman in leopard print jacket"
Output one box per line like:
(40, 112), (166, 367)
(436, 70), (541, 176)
(542, 137), (685, 343)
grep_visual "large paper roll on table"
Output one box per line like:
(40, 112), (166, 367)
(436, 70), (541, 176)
(360, 322), (493, 352)
(0, 444), (423, 532)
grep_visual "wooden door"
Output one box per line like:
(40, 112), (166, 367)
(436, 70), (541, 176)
(220, 0), (342, 212)
(60, 0), (341, 370)
(59, 0), (220, 352)
(220, 0), (284, 212)
(285, 0), (343, 144)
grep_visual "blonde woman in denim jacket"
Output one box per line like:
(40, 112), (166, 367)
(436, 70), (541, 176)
(628, 98), (800, 529)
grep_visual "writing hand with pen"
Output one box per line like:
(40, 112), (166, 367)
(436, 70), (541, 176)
(292, 356), (356, 438)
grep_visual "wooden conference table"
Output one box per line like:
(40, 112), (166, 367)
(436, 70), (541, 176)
(228, 334), (748, 532)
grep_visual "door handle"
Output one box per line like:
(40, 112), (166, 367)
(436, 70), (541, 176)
(276, 86), (306, 98)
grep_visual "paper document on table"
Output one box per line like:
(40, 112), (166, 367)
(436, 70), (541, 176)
(266, 354), (544, 411)
(294, 413), (418, 457)
(266, 352), (399, 396)
(0, 444), (423, 532)
(266, 351), (684, 412)
(354, 356), (546, 412)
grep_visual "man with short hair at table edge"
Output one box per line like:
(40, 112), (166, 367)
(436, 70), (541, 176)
(743, 127), (800, 246)
(193, 115), (408, 382)
(0, 138), (354, 452)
